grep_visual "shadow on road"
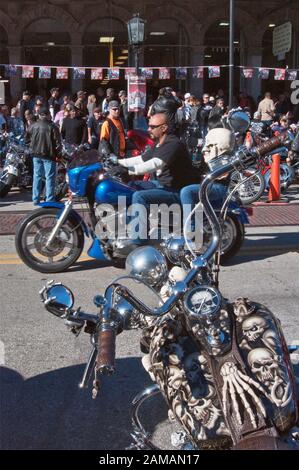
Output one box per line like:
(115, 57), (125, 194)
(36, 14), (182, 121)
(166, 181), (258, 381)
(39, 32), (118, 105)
(0, 358), (166, 450)
(225, 231), (299, 266)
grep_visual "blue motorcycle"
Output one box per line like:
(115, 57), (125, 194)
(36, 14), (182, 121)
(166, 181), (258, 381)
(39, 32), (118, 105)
(15, 149), (248, 273)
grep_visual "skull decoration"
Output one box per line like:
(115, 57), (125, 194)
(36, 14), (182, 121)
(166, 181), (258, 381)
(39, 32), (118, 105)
(242, 316), (268, 342)
(248, 348), (279, 384)
(202, 128), (235, 163)
(184, 353), (205, 386)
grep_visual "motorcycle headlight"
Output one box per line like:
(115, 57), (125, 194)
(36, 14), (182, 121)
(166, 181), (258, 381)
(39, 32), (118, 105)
(125, 246), (168, 288)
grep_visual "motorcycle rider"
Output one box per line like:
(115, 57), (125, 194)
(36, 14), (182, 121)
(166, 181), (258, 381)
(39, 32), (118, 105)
(180, 127), (235, 233)
(111, 111), (198, 249)
(26, 106), (61, 205)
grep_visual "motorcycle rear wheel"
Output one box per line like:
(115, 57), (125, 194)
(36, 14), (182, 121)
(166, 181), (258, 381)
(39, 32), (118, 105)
(201, 213), (244, 264)
(15, 207), (84, 273)
(0, 173), (15, 198)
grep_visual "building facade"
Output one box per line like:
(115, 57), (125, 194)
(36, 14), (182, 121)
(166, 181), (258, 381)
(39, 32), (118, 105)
(0, 0), (298, 103)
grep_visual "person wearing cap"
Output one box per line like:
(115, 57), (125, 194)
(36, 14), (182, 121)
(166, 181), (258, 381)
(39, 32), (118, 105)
(75, 91), (88, 118)
(99, 100), (126, 157)
(26, 106), (61, 205)
(48, 88), (61, 120)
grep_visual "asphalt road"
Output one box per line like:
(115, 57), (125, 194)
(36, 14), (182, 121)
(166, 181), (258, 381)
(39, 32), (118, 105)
(0, 228), (299, 450)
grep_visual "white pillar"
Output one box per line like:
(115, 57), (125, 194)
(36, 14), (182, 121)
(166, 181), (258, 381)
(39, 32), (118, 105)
(7, 46), (22, 104)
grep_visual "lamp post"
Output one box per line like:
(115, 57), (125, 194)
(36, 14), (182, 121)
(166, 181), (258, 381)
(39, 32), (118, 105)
(127, 14), (146, 75)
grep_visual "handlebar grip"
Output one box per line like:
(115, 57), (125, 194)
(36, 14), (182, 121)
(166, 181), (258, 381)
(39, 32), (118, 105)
(96, 327), (116, 375)
(255, 134), (287, 156)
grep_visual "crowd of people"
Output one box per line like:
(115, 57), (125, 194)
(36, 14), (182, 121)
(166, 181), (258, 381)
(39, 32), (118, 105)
(0, 84), (298, 210)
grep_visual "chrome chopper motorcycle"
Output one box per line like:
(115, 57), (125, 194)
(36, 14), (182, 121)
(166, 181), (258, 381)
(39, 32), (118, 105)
(40, 133), (298, 450)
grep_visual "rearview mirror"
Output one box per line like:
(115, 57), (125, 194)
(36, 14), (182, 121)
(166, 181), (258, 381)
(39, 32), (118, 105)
(40, 282), (74, 317)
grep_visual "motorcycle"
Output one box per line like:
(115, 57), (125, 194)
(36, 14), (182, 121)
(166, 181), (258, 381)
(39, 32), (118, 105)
(15, 144), (248, 273)
(39, 134), (298, 450)
(229, 129), (294, 205)
(0, 135), (32, 198)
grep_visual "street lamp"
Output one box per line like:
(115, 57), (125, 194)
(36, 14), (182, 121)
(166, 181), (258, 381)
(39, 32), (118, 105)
(127, 14), (146, 74)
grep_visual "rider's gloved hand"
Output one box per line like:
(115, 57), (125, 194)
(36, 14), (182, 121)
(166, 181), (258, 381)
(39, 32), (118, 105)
(109, 164), (129, 182)
(109, 154), (118, 165)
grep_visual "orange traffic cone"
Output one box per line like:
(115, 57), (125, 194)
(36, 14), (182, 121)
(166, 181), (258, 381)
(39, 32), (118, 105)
(268, 153), (281, 202)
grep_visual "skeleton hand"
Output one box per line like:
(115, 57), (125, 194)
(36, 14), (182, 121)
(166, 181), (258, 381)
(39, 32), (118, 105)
(220, 362), (267, 429)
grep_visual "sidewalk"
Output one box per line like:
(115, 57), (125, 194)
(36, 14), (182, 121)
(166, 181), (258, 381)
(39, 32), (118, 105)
(0, 185), (298, 235)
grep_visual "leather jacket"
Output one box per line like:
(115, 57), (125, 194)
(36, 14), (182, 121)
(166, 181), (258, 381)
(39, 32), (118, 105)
(27, 117), (61, 159)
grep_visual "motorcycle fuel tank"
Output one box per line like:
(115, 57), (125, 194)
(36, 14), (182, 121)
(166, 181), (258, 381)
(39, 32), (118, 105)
(94, 178), (135, 205)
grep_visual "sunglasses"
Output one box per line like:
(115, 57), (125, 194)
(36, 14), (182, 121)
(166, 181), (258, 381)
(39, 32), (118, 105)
(111, 107), (120, 111)
(148, 123), (166, 129)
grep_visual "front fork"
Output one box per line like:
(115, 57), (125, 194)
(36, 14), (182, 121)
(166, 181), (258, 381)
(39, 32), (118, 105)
(45, 199), (73, 249)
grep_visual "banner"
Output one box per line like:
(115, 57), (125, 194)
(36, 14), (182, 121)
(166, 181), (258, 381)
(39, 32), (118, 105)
(176, 67), (187, 79)
(208, 66), (220, 78)
(192, 67), (204, 79)
(159, 67), (171, 80)
(140, 68), (153, 79)
(286, 69), (297, 81)
(274, 68), (286, 81)
(91, 68), (103, 80)
(4, 65), (18, 77)
(258, 68), (270, 79)
(108, 68), (120, 80)
(56, 67), (68, 79)
(39, 66), (51, 79)
(128, 73), (146, 112)
(73, 67), (85, 79)
(22, 66), (34, 78)
(242, 68), (254, 79)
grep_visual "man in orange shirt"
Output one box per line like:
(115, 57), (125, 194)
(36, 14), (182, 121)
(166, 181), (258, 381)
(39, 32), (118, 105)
(99, 100), (126, 158)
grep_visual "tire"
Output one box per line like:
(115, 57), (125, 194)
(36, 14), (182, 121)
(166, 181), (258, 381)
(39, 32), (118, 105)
(229, 169), (265, 205)
(201, 213), (244, 264)
(0, 173), (15, 198)
(219, 213), (244, 263)
(15, 207), (85, 273)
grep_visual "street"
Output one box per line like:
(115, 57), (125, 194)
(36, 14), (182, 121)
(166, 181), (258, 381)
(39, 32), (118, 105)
(1, 227), (299, 450)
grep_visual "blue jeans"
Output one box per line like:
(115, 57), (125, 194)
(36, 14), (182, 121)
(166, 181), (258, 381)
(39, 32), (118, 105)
(32, 157), (56, 204)
(129, 180), (180, 242)
(180, 182), (228, 230)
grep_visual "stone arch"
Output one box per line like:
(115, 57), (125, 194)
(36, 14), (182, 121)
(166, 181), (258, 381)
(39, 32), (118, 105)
(146, 4), (195, 35)
(79, 3), (131, 34)
(17, 2), (80, 42)
(199, 7), (255, 47)
(0, 9), (17, 44)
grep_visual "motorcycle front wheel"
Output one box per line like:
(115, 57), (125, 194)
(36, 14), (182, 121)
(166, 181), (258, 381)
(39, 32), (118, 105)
(229, 169), (265, 205)
(0, 173), (15, 198)
(15, 207), (84, 273)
